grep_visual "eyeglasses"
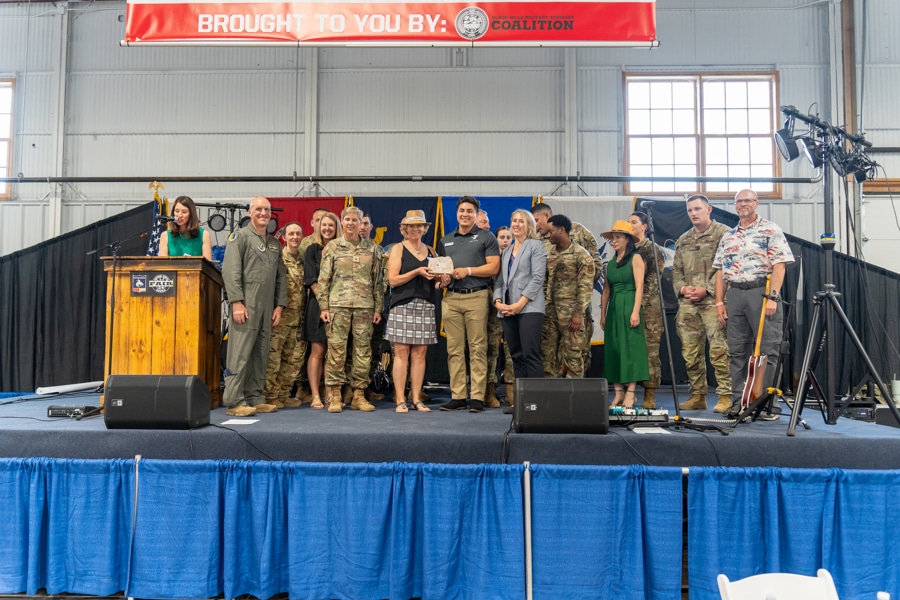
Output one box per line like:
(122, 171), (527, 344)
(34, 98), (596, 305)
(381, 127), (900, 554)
(735, 199), (757, 205)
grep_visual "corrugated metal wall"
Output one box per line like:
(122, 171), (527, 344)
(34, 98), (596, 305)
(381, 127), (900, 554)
(1, 0), (897, 267)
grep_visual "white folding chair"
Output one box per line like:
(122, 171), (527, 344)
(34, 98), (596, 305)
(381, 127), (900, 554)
(717, 568), (840, 600)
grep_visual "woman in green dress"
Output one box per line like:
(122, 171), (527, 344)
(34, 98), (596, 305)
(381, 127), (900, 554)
(158, 195), (213, 260)
(600, 220), (650, 408)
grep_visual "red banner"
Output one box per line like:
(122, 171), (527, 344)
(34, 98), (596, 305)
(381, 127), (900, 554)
(124, 0), (656, 46)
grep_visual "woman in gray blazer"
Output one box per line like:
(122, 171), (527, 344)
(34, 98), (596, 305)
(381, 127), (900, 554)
(493, 209), (547, 384)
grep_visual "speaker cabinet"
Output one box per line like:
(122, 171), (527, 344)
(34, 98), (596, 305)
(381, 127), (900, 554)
(104, 375), (210, 430)
(514, 378), (609, 434)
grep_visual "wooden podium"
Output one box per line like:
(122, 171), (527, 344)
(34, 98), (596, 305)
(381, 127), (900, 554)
(103, 256), (224, 408)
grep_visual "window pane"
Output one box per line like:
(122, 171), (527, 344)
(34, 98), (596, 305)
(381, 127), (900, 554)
(628, 81), (650, 109)
(674, 165), (697, 191)
(704, 109), (726, 134)
(726, 109), (748, 135)
(629, 164), (652, 192)
(0, 88), (11, 112)
(673, 137), (697, 165)
(725, 81), (748, 108)
(728, 164), (751, 180)
(629, 109), (651, 135)
(650, 81), (673, 109)
(747, 81), (771, 108)
(0, 115), (9, 136)
(747, 109), (771, 134)
(749, 137), (773, 164)
(652, 137), (675, 165)
(650, 109), (673, 135)
(706, 165), (729, 193)
(706, 138), (728, 165)
(704, 81), (725, 108)
(672, 109), (695, 135)
(629, 137), (652, 165)
(728, 138), (751, 164)
(672, 81), (695, 109)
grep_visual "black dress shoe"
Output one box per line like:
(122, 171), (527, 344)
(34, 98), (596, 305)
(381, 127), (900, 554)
(439, 399), (468, 411)
(468, 400), (484, 412)
(502, 405), (514, 415)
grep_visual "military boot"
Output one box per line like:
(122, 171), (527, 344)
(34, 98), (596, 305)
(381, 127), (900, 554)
(341, 384), (353, 407)
(485, 383), (501, 408)
(640, 388), (656, 409)
(296, 386), (313, 404)
(365, 389), (385, 402)
(351, 388), (376, 412)
(419, 388), (431, 402)
(505, 383), (515, 406)
(327, 386), (343, 413)
(678, 394), (707, 411)
(713, 395), (733, 413)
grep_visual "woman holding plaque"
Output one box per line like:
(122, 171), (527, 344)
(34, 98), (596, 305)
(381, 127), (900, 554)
(385, 210), (438, 413)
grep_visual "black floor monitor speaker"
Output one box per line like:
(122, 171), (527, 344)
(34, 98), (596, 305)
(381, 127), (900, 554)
(104, 375), (210, 430)
(514, 378), (609, 434)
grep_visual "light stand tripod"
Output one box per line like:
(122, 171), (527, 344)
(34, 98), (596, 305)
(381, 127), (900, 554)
(626, 202), (729, 436)
(777, 106), (899, 435)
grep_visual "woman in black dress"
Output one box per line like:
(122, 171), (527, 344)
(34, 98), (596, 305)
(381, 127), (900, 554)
(303, 212), (341, 409)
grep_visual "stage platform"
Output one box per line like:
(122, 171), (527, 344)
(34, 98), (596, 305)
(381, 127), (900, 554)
(3, 385), (900, 469)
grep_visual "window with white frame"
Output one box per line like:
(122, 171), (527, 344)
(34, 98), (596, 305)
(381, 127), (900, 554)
(0, 79), (12, 200)
(624, 73), (780, 198)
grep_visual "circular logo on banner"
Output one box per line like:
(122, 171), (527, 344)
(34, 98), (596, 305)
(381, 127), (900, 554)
(149, 274), (175, 294)
(455, 7), (489, 40)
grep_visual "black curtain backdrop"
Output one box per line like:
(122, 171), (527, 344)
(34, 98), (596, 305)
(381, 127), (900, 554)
(0, 203), (154, 392)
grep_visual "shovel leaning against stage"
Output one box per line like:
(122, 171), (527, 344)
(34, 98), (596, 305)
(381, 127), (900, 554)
(740, 275), (771, 409)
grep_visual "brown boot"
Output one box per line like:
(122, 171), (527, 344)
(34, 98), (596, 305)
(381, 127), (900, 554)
(485, 383), (501, 408)
(282, 397), (302, 408)
(713, 395), (733, 413)
(296, 387), (313, 404)
(351, 388), (376, 412)
(640, 389), (656, 409)
(342, 384), (353, 406)
(365, 389), (385, 402)
(678, 394), (707, 410)
(505, 383), (515, 406)
(420, 389), (431, 402)
(328, 386), (343, 413)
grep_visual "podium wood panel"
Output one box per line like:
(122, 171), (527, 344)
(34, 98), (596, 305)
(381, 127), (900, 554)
(103, 257), (224, 408)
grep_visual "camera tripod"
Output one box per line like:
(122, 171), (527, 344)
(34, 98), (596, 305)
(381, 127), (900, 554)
(787, 284), (900, 435)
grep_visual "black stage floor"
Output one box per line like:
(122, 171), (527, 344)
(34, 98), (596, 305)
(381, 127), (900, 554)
(2, 386), (900, 469)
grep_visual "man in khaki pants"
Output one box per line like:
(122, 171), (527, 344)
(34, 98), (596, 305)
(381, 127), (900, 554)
(436, 196), (500, 412)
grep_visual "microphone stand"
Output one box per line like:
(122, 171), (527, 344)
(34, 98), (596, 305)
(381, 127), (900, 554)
(628, 202), (728, 436)
(88, 219), (169, 393)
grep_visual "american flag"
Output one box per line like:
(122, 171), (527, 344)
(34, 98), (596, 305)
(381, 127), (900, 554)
(147, 197), (165, 256)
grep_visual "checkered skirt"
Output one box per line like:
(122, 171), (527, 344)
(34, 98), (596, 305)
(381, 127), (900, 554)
(385, 298), (438, 345)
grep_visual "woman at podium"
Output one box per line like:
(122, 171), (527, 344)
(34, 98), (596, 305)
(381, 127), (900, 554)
(158, 195), (213, 260)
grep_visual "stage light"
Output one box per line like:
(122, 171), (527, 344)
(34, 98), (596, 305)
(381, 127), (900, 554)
(208, 212), (227, 232)
(774, 125), (800, 162)
(239, 215), (251, 228)
(799, 137), (824, 169)
(267, 215), (279, 235)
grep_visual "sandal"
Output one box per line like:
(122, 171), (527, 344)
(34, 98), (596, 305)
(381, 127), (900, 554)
(609, 388), (625, 408)
(413, 401), (431, 412)
(623, 389), (636, 408)
(395, 402), (409, 413)
(310, 395), (324, 410)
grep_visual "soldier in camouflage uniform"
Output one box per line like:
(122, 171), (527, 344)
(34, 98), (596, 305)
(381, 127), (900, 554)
(318, 206), (385, 412)
(540, 214), (595, 378)
(263, 222), (308, 408)
(532, 203), (603, 374)
(673, 194), (732, 412)
(477, 210), (502, 408)
(628, 212), (666, 409)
